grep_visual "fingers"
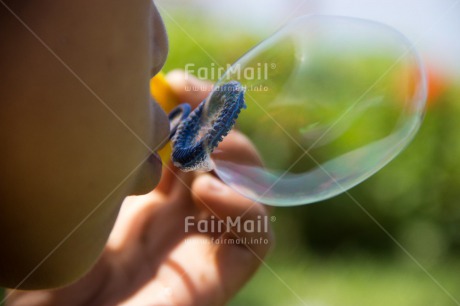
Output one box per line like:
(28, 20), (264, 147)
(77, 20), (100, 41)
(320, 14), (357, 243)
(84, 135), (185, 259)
(191, 174), (271, 245)
(190, 173), (273, 302)
(159, 71), (273, 304)
(212, 130), (263, 167)
(187, 127), (272, 303)
(165, 70), (213, 107)
(155, 160), (181, 195)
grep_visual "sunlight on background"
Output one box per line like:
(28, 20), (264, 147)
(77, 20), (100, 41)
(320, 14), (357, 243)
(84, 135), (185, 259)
(160, 0), (460, 76)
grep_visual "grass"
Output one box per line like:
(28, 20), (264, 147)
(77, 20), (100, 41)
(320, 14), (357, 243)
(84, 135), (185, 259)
(230, 252), (460, 306)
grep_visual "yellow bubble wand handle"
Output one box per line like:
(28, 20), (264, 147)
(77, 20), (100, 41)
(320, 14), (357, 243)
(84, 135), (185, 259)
(150, 72), (179, 163)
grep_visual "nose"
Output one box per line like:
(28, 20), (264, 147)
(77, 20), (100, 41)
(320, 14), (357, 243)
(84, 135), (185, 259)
(150, 3), (168, 77)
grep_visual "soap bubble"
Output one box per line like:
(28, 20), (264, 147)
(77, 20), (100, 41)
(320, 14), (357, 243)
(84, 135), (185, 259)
(202, 15), (427, 206)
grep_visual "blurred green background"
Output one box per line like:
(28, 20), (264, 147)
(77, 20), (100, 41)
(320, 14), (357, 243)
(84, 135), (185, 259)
(157, 1), (460, 305)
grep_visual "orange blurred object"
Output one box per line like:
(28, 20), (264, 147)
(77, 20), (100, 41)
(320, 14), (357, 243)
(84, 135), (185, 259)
(397, 62), (447, 110)
(425, 64), (448, 107)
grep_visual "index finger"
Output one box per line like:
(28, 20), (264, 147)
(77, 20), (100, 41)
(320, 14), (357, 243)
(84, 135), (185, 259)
(165, 70), (213, 108)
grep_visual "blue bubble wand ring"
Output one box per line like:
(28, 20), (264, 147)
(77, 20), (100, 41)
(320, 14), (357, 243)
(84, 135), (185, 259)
(168, 81), (247, 172)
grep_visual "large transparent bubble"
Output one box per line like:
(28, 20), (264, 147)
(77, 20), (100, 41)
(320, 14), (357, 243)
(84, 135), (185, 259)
(202, 15), (427, 206)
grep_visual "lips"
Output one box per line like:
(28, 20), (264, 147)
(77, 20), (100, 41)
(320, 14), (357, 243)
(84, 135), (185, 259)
(148, 152), (162, 166)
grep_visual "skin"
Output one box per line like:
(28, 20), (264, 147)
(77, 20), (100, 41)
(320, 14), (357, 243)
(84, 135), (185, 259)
(1, 0), (272, 304)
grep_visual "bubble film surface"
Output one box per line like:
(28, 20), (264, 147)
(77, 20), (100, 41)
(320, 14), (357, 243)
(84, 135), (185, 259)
(202, 15), (427, 206)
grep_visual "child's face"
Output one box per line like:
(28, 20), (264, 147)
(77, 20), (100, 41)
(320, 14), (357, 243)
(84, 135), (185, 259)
(0, 1), (171, 288)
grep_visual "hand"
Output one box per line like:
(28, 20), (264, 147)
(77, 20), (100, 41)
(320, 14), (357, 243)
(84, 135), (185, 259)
(6, 72), (273, 306)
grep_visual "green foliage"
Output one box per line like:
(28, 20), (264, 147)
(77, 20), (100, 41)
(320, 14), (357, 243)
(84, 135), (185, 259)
(300, 85), (460, 260)
(162, 11), (260, 81)
(230, 253), (460, 306)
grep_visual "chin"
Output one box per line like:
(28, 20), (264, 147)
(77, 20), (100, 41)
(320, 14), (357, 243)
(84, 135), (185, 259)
(128, 153), (163, 195)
